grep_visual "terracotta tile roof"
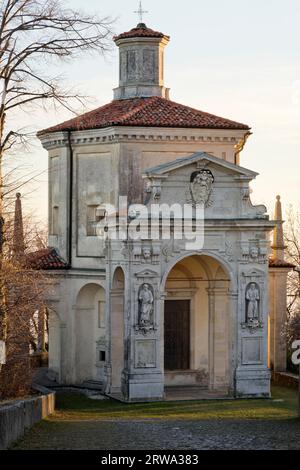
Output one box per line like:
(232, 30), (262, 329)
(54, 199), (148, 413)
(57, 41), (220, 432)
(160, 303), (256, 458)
(269, 258), (295, 269)
(113, 23), (168, 41)
(39, 96), (250, 135)
(27, 247), (69, 270)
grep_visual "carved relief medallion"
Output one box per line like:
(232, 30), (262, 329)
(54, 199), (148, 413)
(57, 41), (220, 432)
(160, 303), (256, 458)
(186, 170), (214, 207)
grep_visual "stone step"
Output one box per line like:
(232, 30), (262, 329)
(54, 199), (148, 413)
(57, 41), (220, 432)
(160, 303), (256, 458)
(81, 380), (103, 391)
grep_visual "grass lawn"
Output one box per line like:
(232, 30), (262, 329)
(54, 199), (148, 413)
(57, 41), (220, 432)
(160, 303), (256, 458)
(52, 385), (299, 421)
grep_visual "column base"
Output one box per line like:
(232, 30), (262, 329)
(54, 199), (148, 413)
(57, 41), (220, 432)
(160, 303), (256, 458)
(235, 368), (271, 398)
(121, 372), (164, 402)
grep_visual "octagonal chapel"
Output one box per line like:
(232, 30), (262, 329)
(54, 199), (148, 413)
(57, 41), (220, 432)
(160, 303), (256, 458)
(38, 22), (293, 401)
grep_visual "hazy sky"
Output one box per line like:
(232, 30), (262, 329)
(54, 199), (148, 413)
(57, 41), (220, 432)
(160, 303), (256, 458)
(9, 0), (300, 222)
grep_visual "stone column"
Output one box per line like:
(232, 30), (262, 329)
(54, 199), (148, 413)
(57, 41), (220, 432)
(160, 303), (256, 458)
(110, 288), (125, 393)
(228, 290), (239, 394)
(48, 309), (61, 382)
(235, 267), (271, 398)
(60, 322), (68, 383)
(208, 287), (230, 390)
(269, 268), (289, 371)
(269, 195), (293, 372)
(38, 307), (47, 353)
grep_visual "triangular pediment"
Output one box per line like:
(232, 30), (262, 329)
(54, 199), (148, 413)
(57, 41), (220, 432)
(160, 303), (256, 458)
(143, 152), (257, 179)
(242, 268), (265, 278)
(135, 269), (159, 278)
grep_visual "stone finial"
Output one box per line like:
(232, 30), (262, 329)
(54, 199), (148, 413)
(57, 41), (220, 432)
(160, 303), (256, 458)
(271, 195), (286, 261)
(12, 192), (25, 259)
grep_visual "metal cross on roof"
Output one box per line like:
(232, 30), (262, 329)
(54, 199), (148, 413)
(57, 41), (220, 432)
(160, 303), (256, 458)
(134, 1), (148, 23)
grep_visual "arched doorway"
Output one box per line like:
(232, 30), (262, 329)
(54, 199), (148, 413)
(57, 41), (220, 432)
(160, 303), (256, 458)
(163, 254), (231, 393)
(75, 283), (105, 384)
(110, 267), (125, 394)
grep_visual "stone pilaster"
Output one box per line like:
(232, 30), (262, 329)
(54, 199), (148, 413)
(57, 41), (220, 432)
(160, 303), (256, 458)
(269, 195), (293, 372)
(269, 268), (289, 371)
(208, 287), (230, 390)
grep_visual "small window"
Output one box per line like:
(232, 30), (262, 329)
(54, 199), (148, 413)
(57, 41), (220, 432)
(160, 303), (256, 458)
(86, 205), (98, 236)
(99, 350), (106, 362)
(86, 205), (106, 236)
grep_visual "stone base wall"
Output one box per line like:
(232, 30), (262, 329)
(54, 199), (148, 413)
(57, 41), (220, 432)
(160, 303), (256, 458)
(272, 371), (299, 390)
(0, 385), (55, 450)
(235, 368), (271, 398)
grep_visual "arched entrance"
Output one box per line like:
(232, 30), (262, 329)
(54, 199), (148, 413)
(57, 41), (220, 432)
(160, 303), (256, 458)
(110, 267), (125, 394)
(75, 283), (106, 384)
(163, 254), (232, 394)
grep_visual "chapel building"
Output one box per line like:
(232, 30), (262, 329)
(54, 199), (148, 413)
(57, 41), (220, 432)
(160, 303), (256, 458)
(38, 23), (292, 401)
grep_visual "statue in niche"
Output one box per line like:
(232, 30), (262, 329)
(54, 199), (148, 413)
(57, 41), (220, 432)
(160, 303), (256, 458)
(138, 283), (154, 329)
(187, 170), (214, 207)
(246, 283), (260, 327)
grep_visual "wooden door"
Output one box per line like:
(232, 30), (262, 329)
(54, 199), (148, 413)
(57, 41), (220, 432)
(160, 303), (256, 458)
(164, 300), (190, 370)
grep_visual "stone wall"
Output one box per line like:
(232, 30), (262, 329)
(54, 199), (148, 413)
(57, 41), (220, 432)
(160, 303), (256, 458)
(272, 371), (299, 390)
(0, 385), (55, 450)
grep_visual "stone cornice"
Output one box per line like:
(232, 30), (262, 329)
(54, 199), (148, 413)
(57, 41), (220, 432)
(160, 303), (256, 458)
(38, 126), (248, 150)
(114, 36), (170, 47)
(42, 269), (106, 279)
(269, 266), (293, 272)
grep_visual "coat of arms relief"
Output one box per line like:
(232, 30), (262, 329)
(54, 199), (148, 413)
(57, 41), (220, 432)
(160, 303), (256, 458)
(186, 169), (214, 207)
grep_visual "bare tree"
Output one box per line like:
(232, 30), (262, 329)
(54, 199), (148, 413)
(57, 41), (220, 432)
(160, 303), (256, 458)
(0, 0), (114, 367)
(0, 189), (51, 398)
(0, 259), (49, 399)
(285, 205), (300, 317)
(284, 205), (300, 372)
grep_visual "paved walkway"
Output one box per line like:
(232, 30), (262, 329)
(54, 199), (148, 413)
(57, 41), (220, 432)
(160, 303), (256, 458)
(12, 418), (300, 450)
(11, 387), (300, 450)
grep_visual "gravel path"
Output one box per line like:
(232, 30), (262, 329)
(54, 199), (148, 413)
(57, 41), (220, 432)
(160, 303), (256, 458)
(13, 418), (300, 450)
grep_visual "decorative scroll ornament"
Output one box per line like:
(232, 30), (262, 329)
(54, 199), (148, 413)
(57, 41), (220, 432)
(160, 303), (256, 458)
(225, 240), (234, 262)
(162, 243), (173, 263)
(162, 241), (180, 263)
(186, 170), (214, 207)
(144, 180), (161, 203)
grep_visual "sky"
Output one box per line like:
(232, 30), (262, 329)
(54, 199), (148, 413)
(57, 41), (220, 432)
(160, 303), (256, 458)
(8, 0), (300, 222)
